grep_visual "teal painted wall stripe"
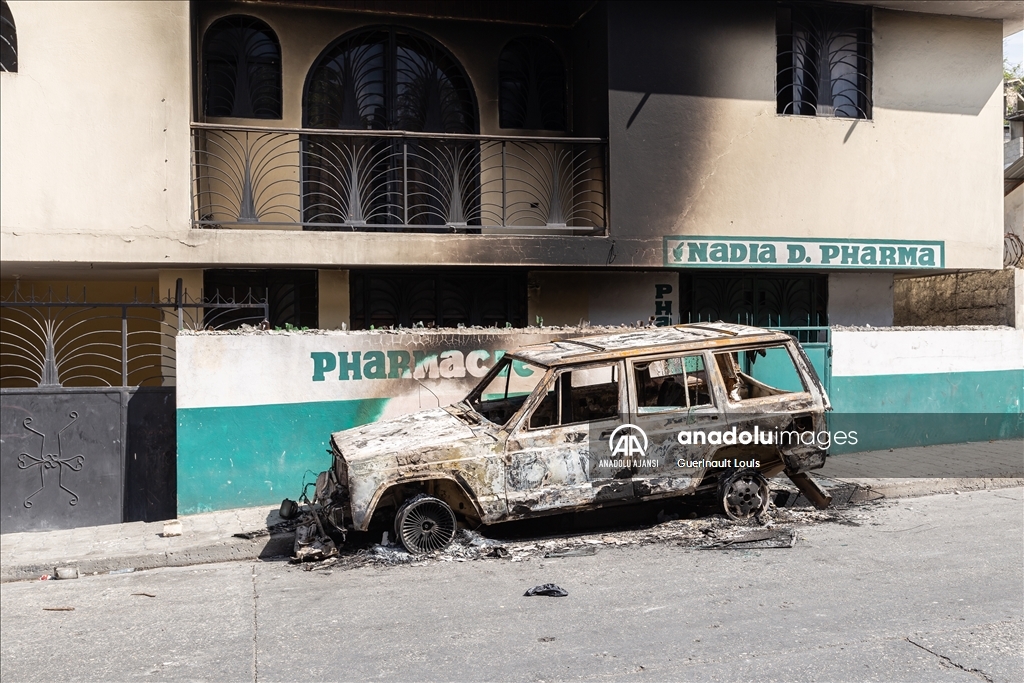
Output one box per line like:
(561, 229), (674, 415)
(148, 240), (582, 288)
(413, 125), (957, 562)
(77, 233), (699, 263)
(177, 398), (387, 515)
(176, 369), (1022, 513)
(830, 369), (1023, 414)
(828, 369), (1024, 454)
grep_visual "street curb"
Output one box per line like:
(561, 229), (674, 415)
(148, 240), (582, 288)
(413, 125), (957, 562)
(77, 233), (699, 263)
(0, 532), (293, 583)
(3, 479), (1022, 582)
(842, 477), (1024, 502)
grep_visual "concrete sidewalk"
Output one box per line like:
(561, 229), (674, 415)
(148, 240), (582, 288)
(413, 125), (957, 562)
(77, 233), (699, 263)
(2, 440), (1021, 582)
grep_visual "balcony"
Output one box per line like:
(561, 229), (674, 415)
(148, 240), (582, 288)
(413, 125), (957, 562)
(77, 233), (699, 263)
(191, 124), (607, 235)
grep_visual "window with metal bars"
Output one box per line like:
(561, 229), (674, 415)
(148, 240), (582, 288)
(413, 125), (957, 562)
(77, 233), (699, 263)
(350, 270), (527, 329)
(776, 2), (872, 119)
(304, 26), (477, 133)
(1, 0), (16, 73)
(203, 270), (317, 329)
(203, 15), (282, 119)
(499, 37), (567, 131)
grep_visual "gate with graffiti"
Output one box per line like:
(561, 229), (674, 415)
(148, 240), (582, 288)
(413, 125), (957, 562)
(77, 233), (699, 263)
(0, 287), (267, 533)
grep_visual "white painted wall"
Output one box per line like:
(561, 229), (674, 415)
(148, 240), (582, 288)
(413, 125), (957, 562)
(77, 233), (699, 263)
(176, 328), (615, 415)
(1007, 184), (1023, 239)
(829, 273), (894, 326)
(609, 8), (1005, 271)
(0, 3), (1005, 274)
(529, 271), (679, 327)
(831, 328), (1024, 377)
(0, 1), (192, 239)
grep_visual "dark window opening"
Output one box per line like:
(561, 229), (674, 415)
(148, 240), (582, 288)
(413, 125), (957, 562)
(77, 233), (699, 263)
(1, 0), (17, 73)
(776, 2), (871, 119)
(679, 273), (828, 328)
(499, 37), (567, 130)
(204, 269), (317, 329)
(350, 270), (526, 329)
(203, 15), (282, 119)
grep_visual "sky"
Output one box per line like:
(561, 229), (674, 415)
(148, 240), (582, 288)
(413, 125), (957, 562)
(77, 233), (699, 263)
(1007, 30), (1023, 73)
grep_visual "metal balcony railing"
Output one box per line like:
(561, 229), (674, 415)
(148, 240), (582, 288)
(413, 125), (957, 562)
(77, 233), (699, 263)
(191, 124), (607, 234)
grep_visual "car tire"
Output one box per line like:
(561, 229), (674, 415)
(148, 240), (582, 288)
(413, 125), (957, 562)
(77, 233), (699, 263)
(719, 469), (771, 521)
(394, 494), (457, 554)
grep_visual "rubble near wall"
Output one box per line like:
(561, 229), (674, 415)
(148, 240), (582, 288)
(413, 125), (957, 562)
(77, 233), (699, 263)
(893, 267), (1022, 328)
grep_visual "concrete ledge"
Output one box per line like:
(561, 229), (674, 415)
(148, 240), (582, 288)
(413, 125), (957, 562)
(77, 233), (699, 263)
(0, 532), (293, 583)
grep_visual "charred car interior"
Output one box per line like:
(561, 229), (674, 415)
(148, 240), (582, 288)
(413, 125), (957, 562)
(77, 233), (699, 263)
(291, 323), (835, 558)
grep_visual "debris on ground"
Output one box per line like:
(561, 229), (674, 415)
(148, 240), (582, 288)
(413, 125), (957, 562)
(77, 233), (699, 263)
(289, 504), (872, 574)
(545, 546), (597, 558)
(524, 583), (569, 597)
(162, 520), (183, 537)
(700, 529), (796, 549)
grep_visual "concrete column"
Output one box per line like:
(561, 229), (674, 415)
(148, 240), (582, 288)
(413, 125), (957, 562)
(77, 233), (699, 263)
(829, 273), (894, 326)
(318, 269), (350, 330)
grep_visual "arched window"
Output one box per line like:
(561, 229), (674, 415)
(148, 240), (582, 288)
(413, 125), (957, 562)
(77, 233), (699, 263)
(304, 27), (476, 133)
(1, 0), (17, 73)
(302, 27), (479, 230)
(203, 15), (282, 119)
(499, 37), (566, 130)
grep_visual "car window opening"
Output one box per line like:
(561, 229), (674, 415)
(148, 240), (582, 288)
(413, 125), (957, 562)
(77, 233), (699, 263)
(468, 357), (546, 426)
(714, 346), (806, 402)
(529, 363), (620, 429)
(635, 354), (713, 413)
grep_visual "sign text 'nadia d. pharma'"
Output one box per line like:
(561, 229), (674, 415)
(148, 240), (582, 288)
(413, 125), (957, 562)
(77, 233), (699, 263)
(664, 236), (944, 269)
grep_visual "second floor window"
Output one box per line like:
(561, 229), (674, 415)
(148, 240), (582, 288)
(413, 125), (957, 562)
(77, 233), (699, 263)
(776, 2), (872, 119)
(203, 15), (282, 119)
(499, 37), (566, 131)
(304, 27), (476, 133)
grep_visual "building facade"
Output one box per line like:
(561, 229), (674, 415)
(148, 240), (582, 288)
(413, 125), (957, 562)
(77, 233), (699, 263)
(1, 1), (1020, 525)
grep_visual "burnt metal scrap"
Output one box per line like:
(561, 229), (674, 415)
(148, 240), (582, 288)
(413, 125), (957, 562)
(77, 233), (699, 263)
(291, 323), (836, 559)
(291, 505), (868, 573)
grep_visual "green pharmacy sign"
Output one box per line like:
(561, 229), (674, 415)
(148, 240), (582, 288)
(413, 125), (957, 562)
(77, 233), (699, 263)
(664, 236), (944, 269)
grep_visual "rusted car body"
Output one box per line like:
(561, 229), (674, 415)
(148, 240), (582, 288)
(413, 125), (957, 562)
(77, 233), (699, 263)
(309, 323), (833, 554)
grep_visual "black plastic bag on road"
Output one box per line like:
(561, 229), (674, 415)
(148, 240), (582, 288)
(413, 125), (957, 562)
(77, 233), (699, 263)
(524, 583), (568, 597)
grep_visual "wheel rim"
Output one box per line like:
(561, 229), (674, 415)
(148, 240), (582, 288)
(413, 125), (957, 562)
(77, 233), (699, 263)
(722, 473), (769, 520)
(398, 498), (456, 554)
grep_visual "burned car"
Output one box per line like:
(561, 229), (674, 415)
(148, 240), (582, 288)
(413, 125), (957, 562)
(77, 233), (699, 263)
(303, 323), (833, 556)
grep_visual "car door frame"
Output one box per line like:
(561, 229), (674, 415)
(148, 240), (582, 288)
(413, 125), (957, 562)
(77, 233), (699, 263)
(625, 349), (728, 500)
(502, 359), (630, 517)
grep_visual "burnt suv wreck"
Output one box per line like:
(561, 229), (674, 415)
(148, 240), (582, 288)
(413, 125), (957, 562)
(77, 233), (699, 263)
(300, 323), (833, 556)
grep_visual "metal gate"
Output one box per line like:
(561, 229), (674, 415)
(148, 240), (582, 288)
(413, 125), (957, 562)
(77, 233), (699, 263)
(0, 285), (267, 533)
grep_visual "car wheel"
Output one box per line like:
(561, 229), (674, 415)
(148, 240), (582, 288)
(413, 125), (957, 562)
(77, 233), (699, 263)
(394, 494), (457, 554)
(719, 469), (770, 521)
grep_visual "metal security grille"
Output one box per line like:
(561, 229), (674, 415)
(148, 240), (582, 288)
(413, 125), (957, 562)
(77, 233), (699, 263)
(776, 2), (872, 119)
(203, 15), (282, 119)
(350, 270), (527, 329)
(0, 287), (268, 389)
(304, 26), (477, 133)
(680, 273), (828, 332)
(499, 37), (567, 131)
(191, 124), (607, 233)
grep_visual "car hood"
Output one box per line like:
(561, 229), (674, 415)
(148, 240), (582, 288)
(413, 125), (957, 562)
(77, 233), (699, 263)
(330, 407), (484, 466)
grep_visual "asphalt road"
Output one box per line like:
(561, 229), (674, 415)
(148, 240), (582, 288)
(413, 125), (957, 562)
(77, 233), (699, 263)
(2, 488), (1022, 683)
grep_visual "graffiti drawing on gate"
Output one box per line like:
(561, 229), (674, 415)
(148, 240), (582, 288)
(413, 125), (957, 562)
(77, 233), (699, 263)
(17, 411), (85, 508)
